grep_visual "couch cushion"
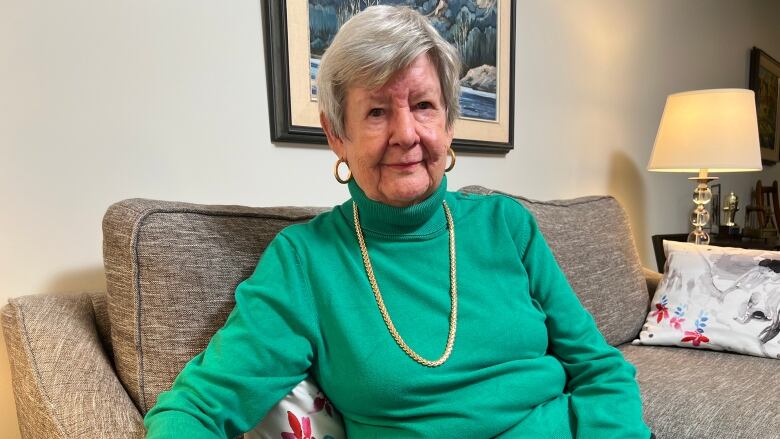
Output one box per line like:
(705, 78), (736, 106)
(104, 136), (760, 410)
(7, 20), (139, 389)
(1, 293), (145, 438)
(458, 186), (648, 346)
(620, 344), (780, 437)
(102, 198), (328, 414)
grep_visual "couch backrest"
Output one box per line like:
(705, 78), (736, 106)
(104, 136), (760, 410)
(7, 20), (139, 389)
(102, 198), (327, 414)
(103, 191), (649, 415)
(459, 186), (649, 347)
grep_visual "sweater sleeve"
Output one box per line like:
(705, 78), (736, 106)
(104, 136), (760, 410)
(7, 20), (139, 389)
(143, 233), (318, 439)
(514, 203), (651, 439)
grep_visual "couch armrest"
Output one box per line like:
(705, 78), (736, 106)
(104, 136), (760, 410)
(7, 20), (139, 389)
(1, 293), (145, 438)
(642, 267), (663, 299)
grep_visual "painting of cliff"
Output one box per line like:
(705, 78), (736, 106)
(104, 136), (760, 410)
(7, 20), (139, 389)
(308, 0), (499, 122)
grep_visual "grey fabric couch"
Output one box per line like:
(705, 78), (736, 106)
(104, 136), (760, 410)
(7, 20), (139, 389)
(3, 188), (778, 439)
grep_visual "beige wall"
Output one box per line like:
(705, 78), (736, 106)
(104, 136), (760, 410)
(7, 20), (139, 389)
(2, 1), (779, 437)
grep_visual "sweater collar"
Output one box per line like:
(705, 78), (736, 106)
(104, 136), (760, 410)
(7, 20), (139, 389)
(347, 175), (448, 236)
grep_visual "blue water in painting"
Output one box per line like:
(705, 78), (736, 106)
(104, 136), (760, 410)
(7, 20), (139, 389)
(309, 58), (496, 122)
(459, 88), (496, 122)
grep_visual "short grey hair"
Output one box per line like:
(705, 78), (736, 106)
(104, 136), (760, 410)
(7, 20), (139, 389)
(317, 5), (461, 140)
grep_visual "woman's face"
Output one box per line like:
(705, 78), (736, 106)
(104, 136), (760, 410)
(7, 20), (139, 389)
(322, 53), (454, 207)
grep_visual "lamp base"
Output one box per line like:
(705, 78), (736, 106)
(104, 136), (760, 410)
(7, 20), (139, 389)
(687, 174), (718, 245)
(687, 229), (710, 245)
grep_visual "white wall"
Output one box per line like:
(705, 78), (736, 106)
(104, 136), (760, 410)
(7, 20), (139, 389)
(1, 1), (779, 437)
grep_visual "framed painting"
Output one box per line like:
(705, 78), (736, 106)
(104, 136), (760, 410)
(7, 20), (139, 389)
(262, 0), (516, 154)
(749, 47), (780, 164)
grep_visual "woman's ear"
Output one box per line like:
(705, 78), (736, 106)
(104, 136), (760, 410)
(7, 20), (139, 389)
(320, 112), (345, 158)
(445, 124), (455, 147)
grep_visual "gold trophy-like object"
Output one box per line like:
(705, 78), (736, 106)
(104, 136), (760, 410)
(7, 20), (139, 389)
(722, 192), (740, 235)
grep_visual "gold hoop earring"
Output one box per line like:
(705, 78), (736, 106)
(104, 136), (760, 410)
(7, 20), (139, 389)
(334, 158), (352, 184)
(445, 148), (456, 172)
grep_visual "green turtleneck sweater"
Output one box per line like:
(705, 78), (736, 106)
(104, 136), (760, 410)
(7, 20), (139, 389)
(143, 176), (651, 438)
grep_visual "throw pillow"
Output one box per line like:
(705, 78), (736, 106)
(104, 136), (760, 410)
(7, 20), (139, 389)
(634, 240), (780, 359)
(244, 377), (345, 439)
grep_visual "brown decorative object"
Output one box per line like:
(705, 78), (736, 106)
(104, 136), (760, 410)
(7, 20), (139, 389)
(744, 205), (763, 238)
(743, 180), (780, 240)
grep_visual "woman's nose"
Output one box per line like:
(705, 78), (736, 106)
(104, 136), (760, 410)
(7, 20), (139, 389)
(388, 108), (419, 148)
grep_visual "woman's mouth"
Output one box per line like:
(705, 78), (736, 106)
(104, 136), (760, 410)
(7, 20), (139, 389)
(385, 160), (422, 170)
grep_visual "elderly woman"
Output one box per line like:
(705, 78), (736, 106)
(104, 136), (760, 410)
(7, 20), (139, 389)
(144, 6), (651, 438)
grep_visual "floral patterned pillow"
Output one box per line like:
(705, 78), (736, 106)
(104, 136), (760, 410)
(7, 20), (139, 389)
(634, 240), (780, 359)
(244, 376), (345, 439)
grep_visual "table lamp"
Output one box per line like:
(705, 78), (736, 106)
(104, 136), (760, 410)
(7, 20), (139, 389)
(647, 89), (762, 245)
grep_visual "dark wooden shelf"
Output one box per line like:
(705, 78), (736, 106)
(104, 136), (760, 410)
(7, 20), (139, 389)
(651, 233), (780, 272)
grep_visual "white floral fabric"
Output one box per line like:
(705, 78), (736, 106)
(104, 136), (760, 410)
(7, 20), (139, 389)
(244, 377), (345, 439)
(634, 240), (780, 359)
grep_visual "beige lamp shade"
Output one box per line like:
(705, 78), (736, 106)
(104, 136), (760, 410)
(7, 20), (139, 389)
(647, 89), (762, 172)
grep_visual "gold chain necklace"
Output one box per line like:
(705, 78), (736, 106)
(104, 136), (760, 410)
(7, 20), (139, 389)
(352, 200), (457, 367)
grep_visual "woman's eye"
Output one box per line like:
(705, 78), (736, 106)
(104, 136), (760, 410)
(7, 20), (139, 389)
(416, 101), (433, 110)
(368, 108), (385, 117)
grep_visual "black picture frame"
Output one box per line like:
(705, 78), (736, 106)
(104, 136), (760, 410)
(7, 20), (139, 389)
(261, 0), (516, 154)
(710, 183), (721, 235)
(749, 47), (780, 164)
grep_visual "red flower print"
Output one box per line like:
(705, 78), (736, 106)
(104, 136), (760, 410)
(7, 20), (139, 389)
(669, 316), (686, 330)
(651, 302), (670, 323)
(281, 411), (311, 439)
(681, 330), (710, 347)
(311, 393), (335, 417)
